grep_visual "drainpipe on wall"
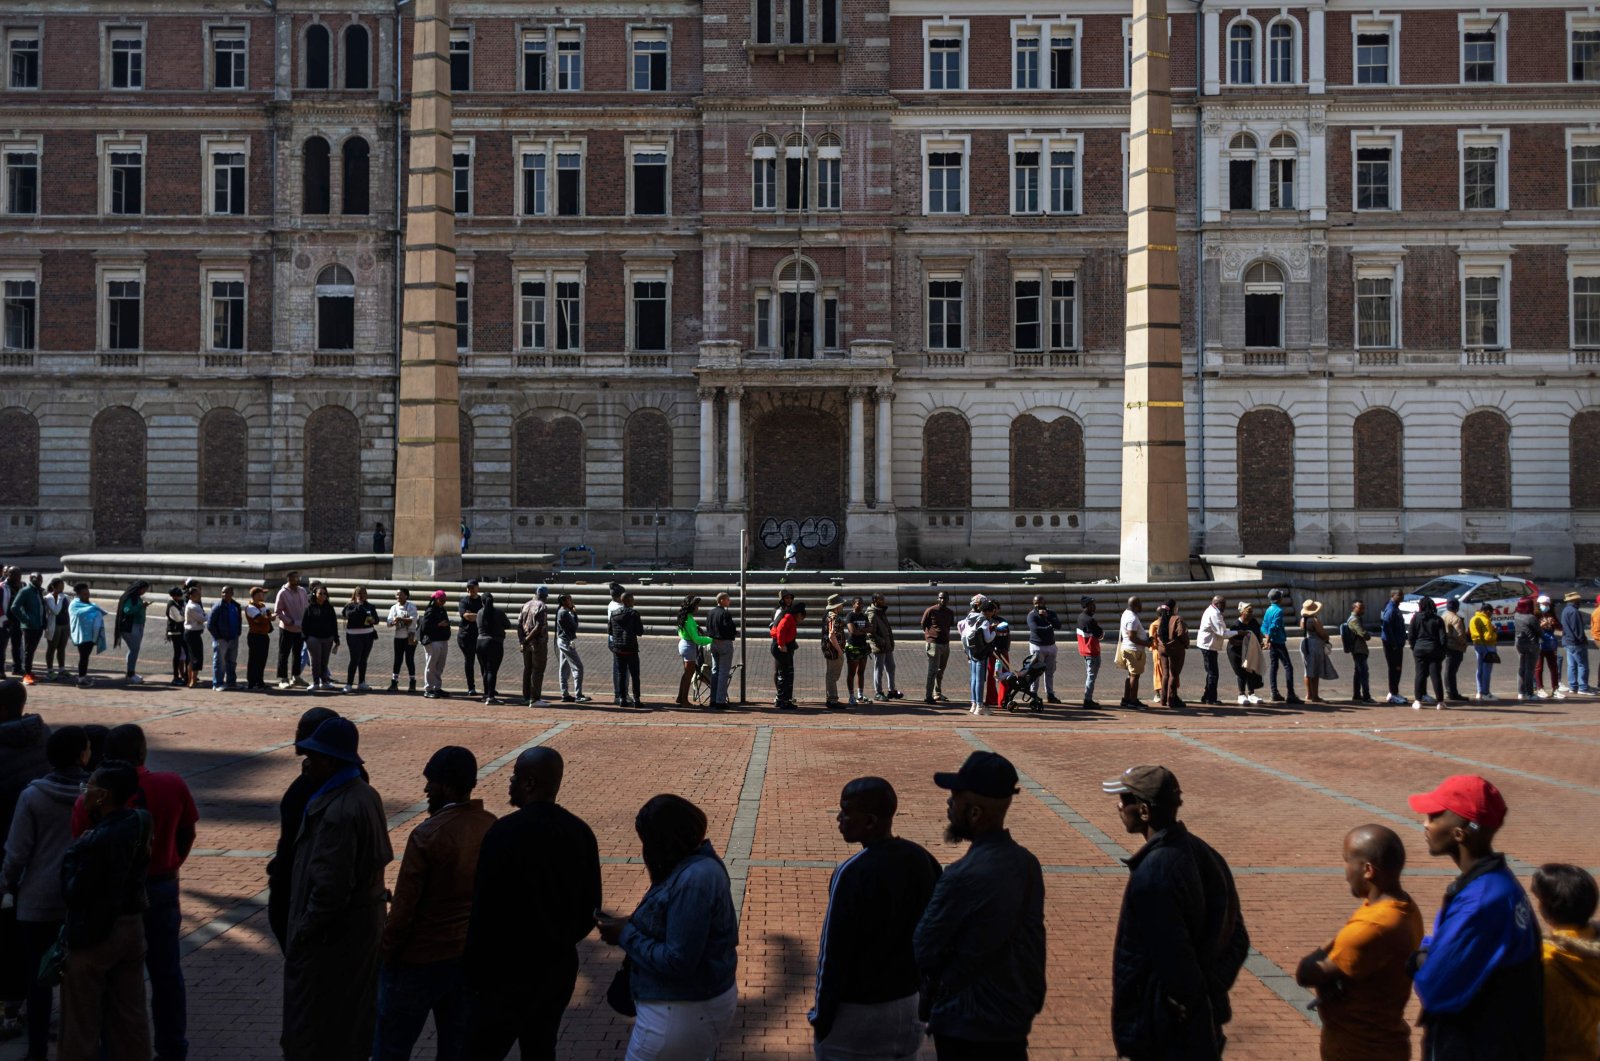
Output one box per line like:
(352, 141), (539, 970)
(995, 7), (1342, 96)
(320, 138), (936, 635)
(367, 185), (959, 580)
(1192, 0), (1207, 554)
(393, 1), (408, 379)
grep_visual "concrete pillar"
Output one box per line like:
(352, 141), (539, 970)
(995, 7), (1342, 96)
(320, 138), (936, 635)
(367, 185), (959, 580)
(1308, 9), (1326, 94)
(698, 388), (716, 506)
(848, 387), (866, 507)
(875, 388), (893, 509)
(1120, 0), (1191, 583)
(726, 386), (744, 505)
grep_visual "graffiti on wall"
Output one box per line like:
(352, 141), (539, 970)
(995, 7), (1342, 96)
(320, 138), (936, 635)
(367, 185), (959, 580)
(758, 516), (838, 551)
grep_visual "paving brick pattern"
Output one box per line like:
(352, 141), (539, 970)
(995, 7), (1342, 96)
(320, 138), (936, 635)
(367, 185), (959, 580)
(8, 635), (1599, 1060)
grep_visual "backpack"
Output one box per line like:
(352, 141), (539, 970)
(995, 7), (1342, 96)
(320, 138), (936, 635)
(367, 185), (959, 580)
(1339, 621), (1356, 654)
(962, 620), (995, 660)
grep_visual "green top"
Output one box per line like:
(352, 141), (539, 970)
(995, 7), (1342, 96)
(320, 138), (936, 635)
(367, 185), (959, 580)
(678, 614), (712, 646)
(119, 596), (148, 625)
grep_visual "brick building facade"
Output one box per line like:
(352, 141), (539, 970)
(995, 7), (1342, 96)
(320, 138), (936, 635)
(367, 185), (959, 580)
(1, 0), (1597, 573)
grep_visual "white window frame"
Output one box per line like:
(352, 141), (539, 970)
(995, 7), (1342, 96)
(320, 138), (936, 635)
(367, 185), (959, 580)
(625, 266), (673, 352)
(1266, 132), (1300, 211)
(454, 267), (471, 352)
(626, 139), (672, 217)
(0, 268), (39, 352)
(1, 137), (40, 216)
(921, 134), (969, 216)
(781, 134), (810, 212)
(1266, 16), (1300, 85)
(1224, 131), (1259, 212)
(99, 264), (145, 352)
(1046, 20), (1083, 90)
(1243, 261), (1286, 349)
(1459, 13), (1506, 85)
(1007, 133), (1082, 216)
(753, 286), (773, 349)
(97, 134), (146, 217)
(554, 27), (583, 91)
(1123, 18), (1134, 89)
(514, 137), (586, 218)
(752, 136), (777, 211)
(1046, 270), (1079, 351)
(1013, 269), (1043, 351)
(1351, 130), (1402, 212)
(452, 138), (474, 217)
(517, 144), (549, 217)
(1569, 13), (1600, 83)
(1352, 254), (1405, 350)
(1459, 253), (1510, 350)
(1458, 129), (1509, 211)
(521, 30), (548, 91)
(208, 24), (248, 91)
(105, 24), (145, 91)
(923, 20), (968, 91)
(1567, 129), (1600, 210)
(1351, 16), (1400, 86)
(5, 27), (41, 91)
(515, 266), (585, 352)
(449, 28), (472, 92)
(1011, 138), (1042, 215)
(1225, 16), (1260, 86)
(925, 269), (965, 351)
(1013, 22), (1040, 90)
(630, 25), (669, 92)
(517, 272), (548, 351)
(204, 268), (247, 352)
(815, 135), (841, 211)
(821, 288), (841, 349)
(203, 136), (250, 217)
(1572, 256), (1600, 349)
(313, 264), (356, 351)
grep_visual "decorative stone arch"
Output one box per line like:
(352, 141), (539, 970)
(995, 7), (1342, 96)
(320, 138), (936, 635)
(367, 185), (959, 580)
(1571, 409), (1600, 510)
(1461, 408), (1511, 510)
(0, 408), (39, 508)
(91, 406), (147, 549)
(198, 407), (249, 509)
(747, 393), (846, 568)
(1224, 14), (1264, 84)
(303, 405), (361, 551)
(513, 411), (584, 508)
(1236, 406), (1295, 553)
(1264, 17), (1302, 83)
(1352, 407), (1403, 510)
(921, 410), (971, 509)
(623, 407), (673, 509)
(1009, 411), (1085, 510)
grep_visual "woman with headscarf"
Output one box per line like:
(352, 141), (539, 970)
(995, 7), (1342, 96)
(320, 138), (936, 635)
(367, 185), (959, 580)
(1226, 602), (1264, 705)
(1512, 596), (1541, 701)
(112, 581), (150, 685)
(1407, 596), (1446, 709)
(1298, 600), (1332, 703)
(674, 596), (712, 707)
(597, 794), (738, 1060)
(1150, 599), (1188, 709)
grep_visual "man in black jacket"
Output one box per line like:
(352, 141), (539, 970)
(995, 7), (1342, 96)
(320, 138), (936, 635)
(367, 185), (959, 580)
(464, 746), (601, 1061)
(810, 777), (941, 1059)
(266, 706), (343, 949)
(706, 591), (738, 709)
(914, 752), (1046, 1060)
(1105, 765), (1248, 1061)
(608, 593), (645, 707)
(457, 580), (483, 698)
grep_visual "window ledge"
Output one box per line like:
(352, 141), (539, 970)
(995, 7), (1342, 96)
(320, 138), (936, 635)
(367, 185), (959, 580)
(745, 42), (845, 63)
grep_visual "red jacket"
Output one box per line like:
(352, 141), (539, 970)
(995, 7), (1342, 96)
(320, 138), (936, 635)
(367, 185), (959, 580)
(771, 612), (798, 650)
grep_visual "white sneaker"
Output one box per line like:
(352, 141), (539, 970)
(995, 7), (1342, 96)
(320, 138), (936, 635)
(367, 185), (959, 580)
(1238, 695), (1250, 705)
(1412, 700), (1423, 710)
(1517, 693), (1528, 701)
(343, 684), (354, 693)
(531, 699), (551, 706)
(127, 673), (143, 684)
(278, 680), (293, 690)
(1248, 694), (1263, 704)
(1553, 689), (1566, 699)
(968, 704), (980, 715)
(1536, 689), (1549, 699)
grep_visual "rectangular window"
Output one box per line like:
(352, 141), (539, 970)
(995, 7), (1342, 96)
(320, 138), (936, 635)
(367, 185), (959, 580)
(1464, 274), (1500, 347)
(1356, 144), (1393, 210)
(1572, 142), (1600, 209)
(822, 294), (839, 348)
(928, 35), (963, 89)
(519, 279), (546, 349)
(1463, 144), (1499, 209)
(816, 153), (840, 210)
(450, 32), (471, 92)
(1049, 278), (1076, 350)
(632, 149), (668, 215)
(212, 30), (246, 89)
(8, 32), (39, 89)
(110, 31), (142, 89)
(453, 147), (471, 215)
(1268, 24), (1295, 83)
(927, 150), (963, 214)
(555, 280), (581, 350)
(2, 279), (36, 351)
(1049, 31), (1075, 89)
(821, 0), (839, 44)
(1015, 29), (1039, 89)
(1463, 27), (1498, 83)
(753, 152), (776, 209)
(632, 32), (667, 91)
(211, 150), (246, 215)
(1576, 275), (1600, 347)
(1356, 275), (1395, 348)
(1013, 150), (1039, 214)
(521, 151), (546, 215)
(755, 291), (772, 348)
(209, 278), (244, 350)
(1574, 28), (1600, 81)
(454, 277), (470, 351)
(633, 279), (668, 350)
(1229, 158), (1255, 210)
(106, 278), (141, 349)
(1228, 26), (1254, 84)
(109, 148), (142, 215)
(780, 291), (814, 357)
(785, 153), (808, 210)
(556, 152), (581, 215)
(4, 150), (37, 214)
(1269, 157), (1295, 210)
(927, 278), (963, 349)
(756, 0), (774, 44)
(522, 35), (547, 90)
(556, 32), (582, 91)
(1356, 31), (1391, 84)
(1049, 149), (1076, 213)
(1014, 279), (1041, 349)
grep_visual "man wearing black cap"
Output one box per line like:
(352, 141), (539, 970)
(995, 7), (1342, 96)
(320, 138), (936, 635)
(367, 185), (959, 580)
(282, 717), (393, 1061)
(457, 581), (483, 698)
(914, 752), (1046, 1059)
(267, 706), (344, 950)
(1105, 765), (1248, 1060)
(1075, 596), (1104, 708)
(374, 746), (496, 1061)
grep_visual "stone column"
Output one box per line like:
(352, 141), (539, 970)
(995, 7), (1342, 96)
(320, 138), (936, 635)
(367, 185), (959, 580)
(393, 0), (462, 580)
(1120, 0), (1191, 583)
(726, 386), (744, 505)
(698, 388), (716, 507)
(875, 388), (893, 508)
(848, 387), (866, 508)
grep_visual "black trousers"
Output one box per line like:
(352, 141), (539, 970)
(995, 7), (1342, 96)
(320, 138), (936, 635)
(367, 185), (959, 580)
(22, 626), (41, 675)
(1384, 641), (1405, 697)
(935, 1036), (1028, 1061)
(277, 629), (304, 681)
(772, 642), (794, 701)
(391, 639), (416, 678)
(458, 634), (479, 692)
(466, 966), (576, 1061)
(346, 634), (375, 686)
(77, 641), (93, 678)
(6, 621), (21, 672)
(246, 632), (271, 688)
(1200, 648), (1219, 702)
(1414, 652), (1444, 701)
(476, 637), (503, 698)
(1444, 648), (1465, 699)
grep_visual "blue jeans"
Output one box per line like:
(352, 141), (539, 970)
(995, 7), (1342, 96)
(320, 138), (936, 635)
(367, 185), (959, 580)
(145, 875), (188, 1061)
(1352, 654), (1370, 700)
(1475, 645), (1496, 696)
(710, 640), (733, 704)
(373, 957), (468, 1061)
(211, 637), (238, 688)
(1565, 645), (1589, 692)
(969, 658), (985, 705)
(123, 622), (144, 677)
(1083, 653), (1100, 698)
(1269, 641), (1295, 697)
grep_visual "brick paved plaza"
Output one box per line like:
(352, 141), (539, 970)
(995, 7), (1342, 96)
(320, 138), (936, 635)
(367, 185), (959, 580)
(9, 638), (1599, 1060)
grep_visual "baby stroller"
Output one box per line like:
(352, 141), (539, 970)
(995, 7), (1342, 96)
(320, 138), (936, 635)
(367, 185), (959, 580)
(999, 652), (1048, 712)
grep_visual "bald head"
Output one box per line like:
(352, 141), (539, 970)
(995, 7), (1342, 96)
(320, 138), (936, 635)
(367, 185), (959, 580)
(510, 747), (565, 808)
(841, 776), (897, 818)
(838, 776), (898, 845)
(1347, 824), (1406, 875)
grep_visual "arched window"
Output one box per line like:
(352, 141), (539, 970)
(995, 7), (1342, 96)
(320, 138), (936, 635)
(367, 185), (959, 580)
(922, 411), (970, 509)
(91, 406), (146, 548)
(751, 133), (777, 210)
(315, 265), (355, 350)
(198, 408), (248, 508)
(776, 258), (818, 360)
(1461, 410), (1510, 510)
(815, 132), (842, 210)
(1268, 132), (1297, 209)
(624, 408), (673, 508)
(305, 24), (330, 89)
(343, 24), (370, 89)
(459, 408), (475, 510)
(1244, 261), (1284, 348)
(1010, 413), (1084, 510)
(1228, 21), (1257, 84)
(513, 414), (583, 508)
(1228, 132), (1257, 210)
(0, 408), (40, 507)
(783, 132), (810, 211)
(1353, 408), (1403, 510)
(1237, 408), (1294, 552)
(1267, 19), (1297, 83)
(341, 137), (370, 215)
(304, 406), (360, 550)
(303, 136), (330, 214)
(1572, 410), (1600, 510)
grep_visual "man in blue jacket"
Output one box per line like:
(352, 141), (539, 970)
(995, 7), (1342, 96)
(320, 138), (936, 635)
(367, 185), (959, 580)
(205, 586), (243, 691)
(1559, 590), (1591, 694)
(1408, 774), (1542, 1059)
(1379, 588), (1409, 705)
(1260, 589), (1303, 704)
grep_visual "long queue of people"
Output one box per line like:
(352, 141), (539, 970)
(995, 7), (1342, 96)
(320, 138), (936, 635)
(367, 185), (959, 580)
(4, 677), (1598, 1060)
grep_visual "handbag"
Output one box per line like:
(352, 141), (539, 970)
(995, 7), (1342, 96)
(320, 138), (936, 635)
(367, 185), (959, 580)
(37, 924), (68, 987)
(606, 956), (637, 1017)
(1485, 649), (1501, 665)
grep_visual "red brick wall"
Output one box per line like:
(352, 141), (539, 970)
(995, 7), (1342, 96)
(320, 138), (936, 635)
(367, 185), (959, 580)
(304, 406), (361, 551)
(1010, 414), (1084, 509)
(1572, 410), (1600, 510)
(514, 415), (584, 508)
(922, 411), (970, 508)
(1461, 410), (1510, 510)
(624, 409), (673, 508)
(1353, 408), (1402, 509)
(749, 403), (844, 567)
(0, 409), (39, 507)
(199, 408), (248, 508)
(1237, 408), (1295, 552)
(91, 406), (146, 548)
(1396, 246), (1458, 349)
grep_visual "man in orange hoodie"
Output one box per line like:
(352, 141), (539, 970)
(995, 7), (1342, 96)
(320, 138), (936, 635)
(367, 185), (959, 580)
(1532, 863), (1600, 1061)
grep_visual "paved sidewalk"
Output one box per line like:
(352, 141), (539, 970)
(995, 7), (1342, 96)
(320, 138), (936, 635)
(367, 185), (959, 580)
(6, 639), (1598, 1060)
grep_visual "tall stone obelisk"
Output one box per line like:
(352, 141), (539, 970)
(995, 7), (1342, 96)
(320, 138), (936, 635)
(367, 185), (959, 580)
(392, 0), (462, 581)
(1119, 0), (1190, 583)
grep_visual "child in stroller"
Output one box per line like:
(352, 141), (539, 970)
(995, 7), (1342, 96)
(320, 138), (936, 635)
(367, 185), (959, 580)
(999, 651), (1049, 712)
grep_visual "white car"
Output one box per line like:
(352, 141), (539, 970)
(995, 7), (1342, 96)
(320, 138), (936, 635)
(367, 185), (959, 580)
(1397, 571), (1538, 636)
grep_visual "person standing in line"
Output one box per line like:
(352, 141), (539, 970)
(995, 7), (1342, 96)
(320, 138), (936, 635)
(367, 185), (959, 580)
(915, 752), (1046, 1060)
(1076, 595), (1104, 708)
(466, 748), (601, 1061)
(244, 587), (274, 691)
(8, 573), (45, 686)
(1262, 588), (1303, 704)
(1513, 597), (1540, 701)
(1293, 825), (1424, 1061)
(810, 778), (941, 1061)
(705, 591), (736, 710)
(181, 586), (207, 689)
(1441, 597), (1470, 702)
(674, 595), (713, 707)
(555, 593), (590, 704)
(1559, 591), (1591, 695)
(68, 583), (106, 689)
(43, 578), (70, 681)
(281, 717), (393, 1061)
(1115, 597), (1149, 711)
(1530, 864), (1600, 1061)
(921, 591), (955, 705)
(517, 585), (551, 708)
(771, 589), (796, 627)
(606, 583), (628, 704)
(341, 587), (379, 693)
(301, 584), (342, 692)
(419, 591), (452, 700)
(275, 571), (310, 690)
(206, 585), (243, 691)
(457, 580), (483, 699)
(597, 794), (740, 1061)
(1409, 597), (1447, 710)
(1298, 600), (1331, 705)
(163, 586), (187, 686)
(770, 599), (802, 710)
(372, 521), (386, 554)
(609, 592), (645, 708)
(57, 761), (152, 1061)
(265, 707), (343, 949)
(1377, 590), (1409, 705)
(1535, 595), (1564, 699)
(1025, 595), (1062, 704)
(373, 747), (495, 1061)
(1469, 599), (1499, 701)
(1226, 602), (1265, 705)
(1196, 595), (1227, 706)
(1151, 599), (1188, 710)
(607, 581), (627, 625)
(1106, 765), (1249, 1061)
(1590, 594), (1600, 684)
(0, 568), (22, 676)
(868, 594), (902, 701)
(844, 598), (872, 707)
(1407, 774), (1543, 1059)
(385, 587), (418, 693)
(110, 580), (149, 687)
(961, 599), (998, 717)
(1342, 599), (1374, 704)
(822, 594), (847, 708)
(474, 592), (510, 705)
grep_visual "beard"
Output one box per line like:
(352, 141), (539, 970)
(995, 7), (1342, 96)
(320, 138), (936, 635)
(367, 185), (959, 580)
(427, 794), (449, 816)
(943, 821), (970, 844)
